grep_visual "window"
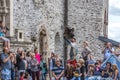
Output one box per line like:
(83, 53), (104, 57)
(16, 29), (24, 41)
(19, 32), (22, 39)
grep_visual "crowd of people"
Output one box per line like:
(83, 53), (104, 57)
(48, 41), (120, 80)
(0, 47), (48, 80)
(0, 20), (120, 80)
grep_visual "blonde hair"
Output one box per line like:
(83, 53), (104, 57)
(83, 41), (89, 46)
(78, 59), (85, 66)
(31, 53), (35, 57)
(112, 64), (118, 71)
(76, 63), (81, 67)
(88, 64), (95, 68)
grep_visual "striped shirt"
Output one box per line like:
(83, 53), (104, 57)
(52, 65), (64, 76)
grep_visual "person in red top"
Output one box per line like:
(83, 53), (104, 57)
(20, 72), (25, 80)
(34, 47), (41, 64)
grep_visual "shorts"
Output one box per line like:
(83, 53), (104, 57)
(0, 36), (10, 42)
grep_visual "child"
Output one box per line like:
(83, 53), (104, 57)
(20, 72), (25, 80)
(24, 73), (32, 80)
(65, 63), (74, 80)
(72, 63), (81, 80)
(85, 64), (94, 80)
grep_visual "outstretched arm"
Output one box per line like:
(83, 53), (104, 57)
(64, 36), (71, 45)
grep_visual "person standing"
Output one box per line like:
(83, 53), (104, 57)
(10, 51), (16, 80)
(16, 50), (26, 79)
(64, 37), (78, 60)
(26, 51), (32, 76)
(30, 53), (39, 80)
(81, 41), (92, 73)
(49, 52), (56, 80)
(34, 47), (41, 64)
(40, 56), (47, 80)
(102, 42), (114, 61)
(0, 47), (12, 80)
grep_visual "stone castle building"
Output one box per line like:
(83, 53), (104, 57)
(0, 0), (108, 60)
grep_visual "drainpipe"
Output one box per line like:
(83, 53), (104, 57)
(64, 0), (68, 66)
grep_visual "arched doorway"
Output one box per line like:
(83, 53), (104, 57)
(55, 32), (62, 56)
(39, 27), (48, 61)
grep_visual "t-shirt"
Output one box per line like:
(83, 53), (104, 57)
(94, 67), (101, 76)
(35, 53), (41, 64)
(16, 54), (25, 70)
(52, 65), (64, 76)
(40, 60), (47, 74)
(30, 58), (38, 71)
(82, 47), (91, 60)
(0, 27), (4, 36)
(26, 57), (31, 69)
(104, 48), (114, 59)
(0, 53), (11, 69)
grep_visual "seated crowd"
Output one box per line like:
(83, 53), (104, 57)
(49, 53), (119, 80)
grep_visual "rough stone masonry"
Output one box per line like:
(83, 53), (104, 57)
(0, 0), (108, 60)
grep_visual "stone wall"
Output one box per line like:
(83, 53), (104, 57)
(67, 0), (108, 60)
(13, 0), (65, 57)
(0, 0), (108, 60)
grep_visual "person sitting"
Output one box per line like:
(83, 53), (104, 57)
(78, 59), (85, 80)
(112, 64), (119, 80)
(71, 63), (81, 80)
(102, 62), (113, 80)
(87, 62), (102, 80)
(85, 64), (94, 80)
(65, 63), (74, 80)
(52, 59), (64, 80)
(24, 72), (32, 80)
(115, 44), (120, 57)
(0, 21), (10, 49)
